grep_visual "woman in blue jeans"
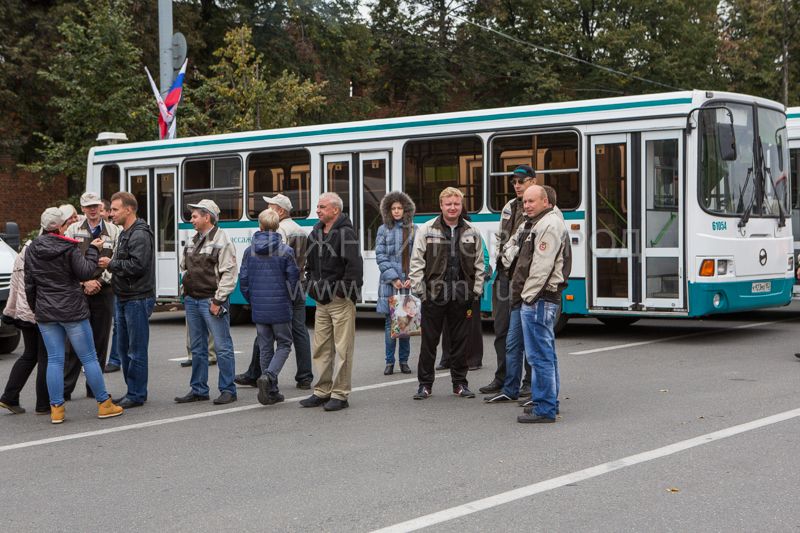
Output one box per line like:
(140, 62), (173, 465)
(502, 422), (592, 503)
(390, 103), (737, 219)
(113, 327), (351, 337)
(375, 191), (417, 375)
(24, 207), (123, 424)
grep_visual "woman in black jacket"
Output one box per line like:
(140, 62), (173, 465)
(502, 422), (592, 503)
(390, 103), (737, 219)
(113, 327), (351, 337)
(24, 207), (123, 424)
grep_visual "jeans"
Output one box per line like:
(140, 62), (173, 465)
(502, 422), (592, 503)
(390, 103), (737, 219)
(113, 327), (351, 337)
(520, 300), (560, 419)
(256, 322), (293, 389)
(501, 306), (524, 398)
(107, 295), (121, 367)
(117, 297), (155, 403)
(185, 296), (236, 397)
(39, 319), (110, 406)
(384, 314), (410, 365)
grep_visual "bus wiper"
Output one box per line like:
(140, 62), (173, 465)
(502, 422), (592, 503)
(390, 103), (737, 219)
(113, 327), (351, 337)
(737, 166), (754, 228)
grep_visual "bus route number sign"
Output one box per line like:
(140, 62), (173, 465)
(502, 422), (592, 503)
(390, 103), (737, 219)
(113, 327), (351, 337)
(712, 221), (727, 231)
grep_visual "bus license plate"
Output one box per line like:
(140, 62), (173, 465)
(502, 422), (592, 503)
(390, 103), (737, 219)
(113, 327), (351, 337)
(751, 282), (771, 293)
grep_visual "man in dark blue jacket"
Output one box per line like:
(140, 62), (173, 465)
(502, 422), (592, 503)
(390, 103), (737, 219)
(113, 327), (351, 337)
(239, 209), (299, 405)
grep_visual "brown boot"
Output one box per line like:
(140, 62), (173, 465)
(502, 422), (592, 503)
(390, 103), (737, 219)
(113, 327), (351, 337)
(50, 404), (65, 424)
(97, 398), (123, 419)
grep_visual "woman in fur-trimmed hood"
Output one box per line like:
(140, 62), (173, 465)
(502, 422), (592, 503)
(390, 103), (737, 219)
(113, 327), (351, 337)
(375, 191), (417, 375)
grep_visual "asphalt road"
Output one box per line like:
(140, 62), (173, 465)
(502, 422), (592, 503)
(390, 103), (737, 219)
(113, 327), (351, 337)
(1, 304), (799, 532)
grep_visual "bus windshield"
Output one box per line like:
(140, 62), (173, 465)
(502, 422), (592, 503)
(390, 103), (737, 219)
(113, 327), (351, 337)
(699, 103), (755, 216)
(757, 106), (790, 218)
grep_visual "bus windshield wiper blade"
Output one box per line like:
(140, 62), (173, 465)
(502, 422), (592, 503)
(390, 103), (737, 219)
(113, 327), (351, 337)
(737, 167), (754, 228)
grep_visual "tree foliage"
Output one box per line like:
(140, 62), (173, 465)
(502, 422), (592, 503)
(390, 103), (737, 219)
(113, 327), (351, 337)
(4, 0), (800, 189)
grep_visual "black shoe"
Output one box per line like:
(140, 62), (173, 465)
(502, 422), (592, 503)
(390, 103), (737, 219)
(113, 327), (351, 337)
(479, 380), (502, 394)
(213, 391), (237, 405)
(0, 401), (25, 414)
(257, 374), (274, 406)
(523, 405), (560, 415)
(117, 398), (144, 408)
(399, 363), (412, 374)
(520, 383), (531, 396)
(323, 398), (349, 411)
(174, 392), (210, 403)
(483, 392), (517, 403)
(180, 359), (192, 368)
(209, 360), (217, 366)
(299, 394), (329, 408)
(104, 364), (120, 373)
(413, 384), (431, 400)
(517, 413), (555, 424)
(435, 363), (449, 371)
(518, 398), (533, 407)
(453, 384), (475, 398)
(296, 380), (312, 390)
(267, 391), (285, 405)
(384, 364), (394, 375)
(795, 353), (800, 359)
(234, 374), (258, 387)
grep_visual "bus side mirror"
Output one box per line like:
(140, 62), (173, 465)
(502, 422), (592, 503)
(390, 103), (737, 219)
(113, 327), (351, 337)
(1, 221), (20, 251)
(718, 123), (737, 161)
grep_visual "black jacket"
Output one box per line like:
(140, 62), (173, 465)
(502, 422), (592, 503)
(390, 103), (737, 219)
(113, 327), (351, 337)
(24, 233), (98, 323)
(108, 219), (155, 301)
(304, 213), (363, 304)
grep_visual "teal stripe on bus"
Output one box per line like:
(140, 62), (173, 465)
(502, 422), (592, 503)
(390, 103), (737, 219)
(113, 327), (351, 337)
(177, 211), (585, 230)
(96, 98), (693, 156)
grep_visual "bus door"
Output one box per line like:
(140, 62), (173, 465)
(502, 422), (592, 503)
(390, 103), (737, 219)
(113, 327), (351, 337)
(127, 167), (178, 298)
(322, 151), (390, 303)
(590, 134), (634, 309)
(640, 131), (683, 310)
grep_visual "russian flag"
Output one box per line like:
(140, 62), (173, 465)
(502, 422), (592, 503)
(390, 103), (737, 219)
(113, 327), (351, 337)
(145, 59), (188, 140)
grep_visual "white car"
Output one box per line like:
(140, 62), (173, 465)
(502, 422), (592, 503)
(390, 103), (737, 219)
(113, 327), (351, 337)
(0, 235), (21, 354)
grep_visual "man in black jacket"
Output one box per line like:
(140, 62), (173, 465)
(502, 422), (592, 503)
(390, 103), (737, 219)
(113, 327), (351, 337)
(298, 192), (363, 412)
(98, 192), (155, 408)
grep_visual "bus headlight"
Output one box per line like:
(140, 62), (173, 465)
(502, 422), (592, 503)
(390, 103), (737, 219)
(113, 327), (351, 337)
(717, 260), (728, 276)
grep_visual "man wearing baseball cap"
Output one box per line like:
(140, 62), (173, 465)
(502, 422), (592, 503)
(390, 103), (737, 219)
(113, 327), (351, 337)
(235, 193), (313, 390)
(175, 199), (239, 405)
(63, 192), (120, 398)
(479, 164), (535, 396)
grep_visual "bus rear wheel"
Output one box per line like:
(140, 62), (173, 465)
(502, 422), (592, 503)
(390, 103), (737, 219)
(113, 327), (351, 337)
(0, 331), (21, 354)
(597, 316), (640, 328)
(554, 307), (569, 335)
(228, 305), (252, 325)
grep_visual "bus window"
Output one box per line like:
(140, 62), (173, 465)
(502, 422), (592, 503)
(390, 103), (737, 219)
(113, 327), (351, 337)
(792, 148), (800, 210)
(247, 150), (311, 219)
(101, 165), (120, 200)
(403, 137), (483, 214)
(490, 131), (579, 210)
(182, 157), (243, 221)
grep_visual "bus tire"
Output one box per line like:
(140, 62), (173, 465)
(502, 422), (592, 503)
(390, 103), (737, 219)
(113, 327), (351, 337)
(597, 316), (640, 328)
(0, 331), (21, 354)
(554, 310), (569, 336)
(228, 305), (252, 325)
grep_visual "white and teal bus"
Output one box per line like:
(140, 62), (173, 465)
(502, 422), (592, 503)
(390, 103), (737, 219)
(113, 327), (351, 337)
(786, 107), (800, 297)
(86, 90), (794, 327)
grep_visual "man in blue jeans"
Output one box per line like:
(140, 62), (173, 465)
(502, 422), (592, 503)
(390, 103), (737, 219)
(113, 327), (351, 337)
(488, 185), (567, 423)
(174, 199), (239, 405)
(99, 192), (156, 408)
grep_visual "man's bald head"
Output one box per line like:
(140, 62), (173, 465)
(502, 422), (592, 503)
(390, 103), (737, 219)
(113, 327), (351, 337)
(523, 184), (549, 217)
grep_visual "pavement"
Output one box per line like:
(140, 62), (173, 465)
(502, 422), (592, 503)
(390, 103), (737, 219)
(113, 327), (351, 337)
(1, 305), (799, 532)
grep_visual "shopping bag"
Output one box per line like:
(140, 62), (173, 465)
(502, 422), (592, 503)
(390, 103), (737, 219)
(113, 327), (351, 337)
(388, 293), (422, 339)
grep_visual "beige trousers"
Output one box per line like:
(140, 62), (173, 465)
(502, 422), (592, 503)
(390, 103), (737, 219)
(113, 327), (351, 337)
(312, 297), (356, 400)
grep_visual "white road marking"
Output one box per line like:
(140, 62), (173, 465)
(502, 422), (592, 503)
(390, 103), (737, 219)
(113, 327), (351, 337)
(0, 374), (440, 453)
(569, 319), (790, 355)
(371, 407), (800, 533)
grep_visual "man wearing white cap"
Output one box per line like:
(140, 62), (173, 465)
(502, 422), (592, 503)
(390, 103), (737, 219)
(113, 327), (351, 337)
(235, 193), (313, 389)
(175, 199), (239, 405)
(63, 192), (120, 398)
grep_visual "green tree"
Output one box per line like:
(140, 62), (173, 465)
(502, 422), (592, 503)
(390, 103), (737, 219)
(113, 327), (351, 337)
(23, 0), (151, 191)
(183, 26), (327, 135)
